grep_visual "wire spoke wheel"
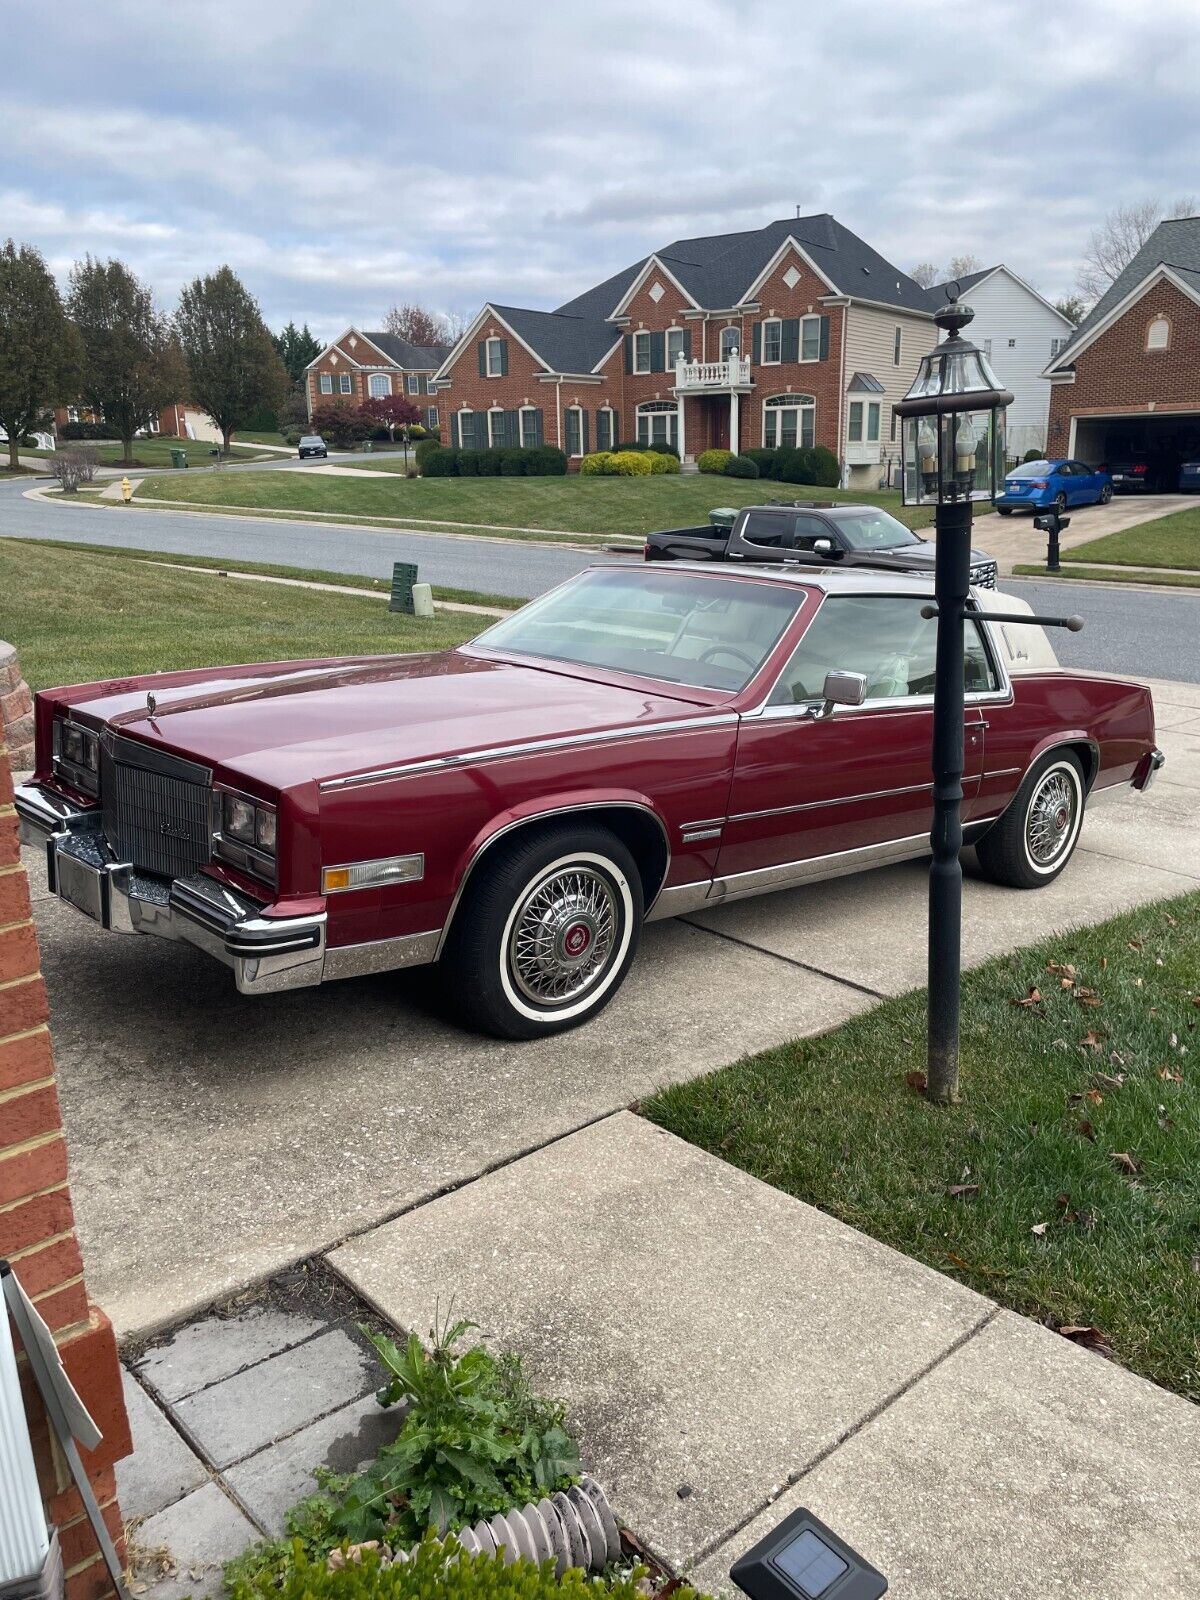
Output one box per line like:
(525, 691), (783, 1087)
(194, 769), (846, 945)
(1026, 768), (1078, 866)
(508, 864), (620, 1008)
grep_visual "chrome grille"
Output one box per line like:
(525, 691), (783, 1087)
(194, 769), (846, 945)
(100, 734), (212, 880)
(971, 561), (998, 590)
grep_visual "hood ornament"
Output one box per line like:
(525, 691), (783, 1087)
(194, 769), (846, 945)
(146, 692), (158, 717)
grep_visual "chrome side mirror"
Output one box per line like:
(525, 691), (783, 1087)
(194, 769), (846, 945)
(807, 670), (868, 719)
(812, 537), (836, 557)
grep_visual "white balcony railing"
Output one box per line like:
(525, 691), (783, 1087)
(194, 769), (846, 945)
(674, 354), (753, 391)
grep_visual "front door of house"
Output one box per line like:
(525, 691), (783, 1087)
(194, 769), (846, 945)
(709, 402), (729, 451)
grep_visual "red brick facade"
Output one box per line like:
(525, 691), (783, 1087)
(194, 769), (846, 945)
(437, 245), (851, 462)
(1, 708), (133, 1600)
(1047, 276), (1200, 455)
(306, 332), (440, 424)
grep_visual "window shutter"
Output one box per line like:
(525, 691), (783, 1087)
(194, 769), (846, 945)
(582, 410), (590, 454)
(649, 331), (666, 372)
(752, 321), (762, 364)
(478, 342), (487, 377)
(499, 339), (509, 377)
(819, 315), (830, 361)
(508, 409), (521, 447)
(682, 330), (692, 360)
(781, 319), (800, 363)
(450, 412), (461, 448)
(624, 335), (633, 374)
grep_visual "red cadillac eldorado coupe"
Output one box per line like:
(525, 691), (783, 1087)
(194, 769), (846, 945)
(17, 565), (1162, 1038)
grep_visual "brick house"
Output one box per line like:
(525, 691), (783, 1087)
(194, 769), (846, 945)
(433, 215), (938, 483)
(1043, 216), (1200, 486)
(305, 328), (450, 431)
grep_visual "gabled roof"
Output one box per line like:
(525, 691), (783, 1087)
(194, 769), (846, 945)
(1047, 216), (1200, 371)
(489, 305), (621, 374)
(360, 330), (451, 368)
(925, 265), (1073, 327)
(554, 214), (933, 319)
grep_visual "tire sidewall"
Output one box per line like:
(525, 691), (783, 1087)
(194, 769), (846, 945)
(1020, 756), (1085, 879)
(497, 848), (636, 1026)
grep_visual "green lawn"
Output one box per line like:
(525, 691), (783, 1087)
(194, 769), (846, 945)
(229, 430), (291, 448)
(645, 893), (1200, 1400)
(1063, 505), (1200, 570)
(0, 539), (483, 693)
(27, 437), (272, 471)
(133, 470), (937, 538)
(1014, 562), (1200, 590)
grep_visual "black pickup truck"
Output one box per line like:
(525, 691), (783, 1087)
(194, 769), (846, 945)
(643, 501), (998, 588)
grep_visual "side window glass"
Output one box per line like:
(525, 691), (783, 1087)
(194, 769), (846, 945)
(769, 598), (997, 706)
(741, 511), (787, 548)
(791, 515), (832, 552)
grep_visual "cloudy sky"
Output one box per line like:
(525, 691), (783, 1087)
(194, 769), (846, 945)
(4, 0), (1198, 339)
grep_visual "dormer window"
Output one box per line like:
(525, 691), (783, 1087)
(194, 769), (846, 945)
(1146, 316), (1170, 351)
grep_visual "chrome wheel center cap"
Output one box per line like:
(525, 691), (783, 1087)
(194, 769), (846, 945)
(553, 906), (597, 969)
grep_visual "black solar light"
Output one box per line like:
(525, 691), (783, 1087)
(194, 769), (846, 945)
(730, 1506), (887, 1600)
(894, 284), (1013, 1105)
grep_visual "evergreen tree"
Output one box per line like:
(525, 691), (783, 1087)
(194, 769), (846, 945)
(176, 266), (287, 452)
(0, 239), (79, 469)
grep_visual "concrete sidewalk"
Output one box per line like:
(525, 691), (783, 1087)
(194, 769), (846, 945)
(331, 1113), (1200, 1600)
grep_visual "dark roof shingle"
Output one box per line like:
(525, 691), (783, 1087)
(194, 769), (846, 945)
(489, 305), (621, 374)
(1052, 216), (1200, 364)
(361, 330), (452, 368)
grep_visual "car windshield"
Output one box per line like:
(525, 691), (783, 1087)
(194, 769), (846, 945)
(1008, 461), (1053, 478)
(473, 567), (800, 691)
(831, 510), (920, 550)
(300, 436), (323, 444)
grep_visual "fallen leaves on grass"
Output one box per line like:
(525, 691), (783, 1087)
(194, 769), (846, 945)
(1159, 1065), (1183, 1083)
(1047, 960), (1077, 979)
(1092, 1070), (1124, 1089)
(1076, 1119), (1096, 1141)
(905, 1069), (928, 1093)
(1110, 1151), (1139, 1175)
(1011, 986), (1043, 1008)
(1057, 1324), (1115, 1358)
(1076, 988), (1102, 1008)
(946, 1183), (980, 1199)
(1068, 1087), (1105, 1106)
(1079, 1029), (1105, 1051)
(1030, 1221), (1049, 1237)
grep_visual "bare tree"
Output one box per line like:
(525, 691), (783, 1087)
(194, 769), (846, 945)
(384, 303), (462, 349)
(48, 446), (97, 493)
(947, 253), (983, 280)
(909, 262), (940, 289)
(1076, 196), (1199, 303)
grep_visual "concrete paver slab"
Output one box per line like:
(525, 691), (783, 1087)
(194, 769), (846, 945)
(1154, 725), (1200, 789)
(689, 1311), (1200, 1600)
(132, 1305), (333, 1403)
(224, 1391), (400, 1535)
(330, 1113), (993, 1572)
(35, 899), (867, 1335)
(115, 1370), (209, 1520)
(172, 1326), (375, 1467)
(132, 1482), (256, 1600)
(688, 841), (1195, 999)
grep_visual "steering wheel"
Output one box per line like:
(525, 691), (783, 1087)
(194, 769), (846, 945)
(698, 644), (758, 671)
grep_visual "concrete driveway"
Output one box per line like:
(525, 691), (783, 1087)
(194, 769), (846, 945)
(26, 678), (1200, 1336)
(984, 492), (1195, 571)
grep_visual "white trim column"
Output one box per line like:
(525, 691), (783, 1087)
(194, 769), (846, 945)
(729, 391), (740, 454)
(677, 394), (687, 461)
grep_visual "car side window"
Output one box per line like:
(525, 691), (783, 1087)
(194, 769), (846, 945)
(768, 597), (999, 706)
(791, 514), (833, 552)
(741, 511), (789, 549)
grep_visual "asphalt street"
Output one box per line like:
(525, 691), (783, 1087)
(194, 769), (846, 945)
(2, 474), (1199, 681)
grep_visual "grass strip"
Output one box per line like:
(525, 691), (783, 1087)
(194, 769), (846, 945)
(1061, 505), (1200, 571)
(1013, 563), (1200, 591)
(645, 891), (1200, 1399)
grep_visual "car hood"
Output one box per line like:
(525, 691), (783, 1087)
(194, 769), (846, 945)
(849, 543), (992, 568)
(53, 649), (716, 793)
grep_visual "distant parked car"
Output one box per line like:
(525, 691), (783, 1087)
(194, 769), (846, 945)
(298, 434), (328, 459)
(995, 459), (1112, 516)
(1179, 460), (1200, 493)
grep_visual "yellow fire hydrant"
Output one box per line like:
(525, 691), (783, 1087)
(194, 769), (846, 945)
(120, 477), (133, 504)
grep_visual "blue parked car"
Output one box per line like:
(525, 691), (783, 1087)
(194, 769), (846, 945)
(1179, 459), (1200, 493)
(995, 458), (1113, 516)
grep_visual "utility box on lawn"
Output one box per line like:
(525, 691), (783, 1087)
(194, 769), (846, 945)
(390, 561), (419, 614)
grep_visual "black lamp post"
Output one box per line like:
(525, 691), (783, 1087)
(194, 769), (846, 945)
(895, 286), (1013, 1104)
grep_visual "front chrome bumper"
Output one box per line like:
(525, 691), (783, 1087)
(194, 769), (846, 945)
(15, 782), (326, 995)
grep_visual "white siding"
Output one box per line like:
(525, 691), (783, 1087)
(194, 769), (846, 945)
(840, 304), (938, 485)
(954, 269), (1073, 456)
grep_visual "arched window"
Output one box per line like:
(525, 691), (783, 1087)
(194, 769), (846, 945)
(637, 400), (678, 450)
(763, 393), (816, 450)
(1146, 316), (1170, 351)
(719, 326), (741, 360)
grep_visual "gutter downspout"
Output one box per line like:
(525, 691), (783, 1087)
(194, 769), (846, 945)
(837, 304), (848, 487)
(555, 378), (563, 453)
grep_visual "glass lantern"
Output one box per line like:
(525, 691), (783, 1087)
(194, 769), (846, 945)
(896, 289), (1013, 507)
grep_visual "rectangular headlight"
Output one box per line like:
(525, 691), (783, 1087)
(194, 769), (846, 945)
(213, 790), (277, 881)
(53, 719), (100, 793)
(223, 793), (256, 844)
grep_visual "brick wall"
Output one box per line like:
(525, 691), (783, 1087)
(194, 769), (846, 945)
(1, 713), (132, 1600)
(437, 318), (576, 451)
(305, 333), (437, 420)
(1048, 277), (1200, 451)
(1, 641), (34, 770)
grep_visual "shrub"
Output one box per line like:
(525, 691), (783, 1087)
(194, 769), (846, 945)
(422, 447), (459, 477)
(498, 448), (527, 476)
(697, 448), (734, 475)
(724, 454), (759, 479)
(579, 452), (613, 475)
(524, 444), (568, 476)
(415, 439), (443, 472)
(647, 450), (680, 474)
(48, 447), (98, 492)
(311, 404), (370, 449)
(617, 440), (680, 458)
(808, 445), (840, 487)
(282, 429), (303, 446)
(456, 449), (484, 476)
(770, 446), (812, 483)
(604, 450), (654, 476)
(227, 1541), (705, 1600)
(58, 420), (118, 441)
(741, 448), (777, 476)
(1022, 447), (1045, 463)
